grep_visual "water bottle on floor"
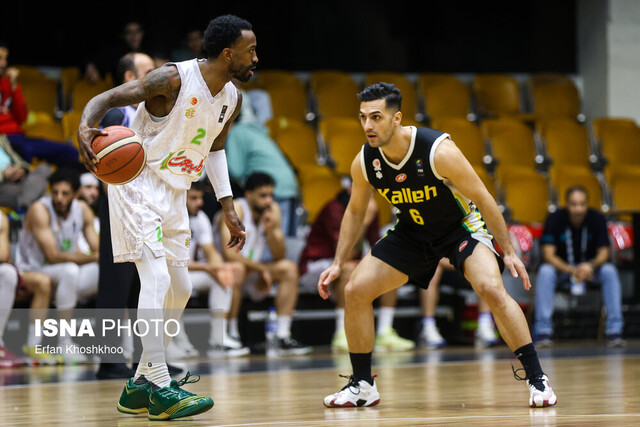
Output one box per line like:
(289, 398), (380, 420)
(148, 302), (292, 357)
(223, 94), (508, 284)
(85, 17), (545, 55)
(265, 307), (279, 358)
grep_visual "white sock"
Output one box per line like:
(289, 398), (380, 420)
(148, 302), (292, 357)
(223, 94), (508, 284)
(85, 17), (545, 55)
(377, 307), (395, 335)
(146, 360), (171, 388)
(229, 318), (239, 338)
(209, 314), (226, 346)
(27, 323), (41, 348)
(478, 312), (493, 328)
(276, 315), (292, 339)
(335, 308), (345, 331)
(422, 316), (436, 328)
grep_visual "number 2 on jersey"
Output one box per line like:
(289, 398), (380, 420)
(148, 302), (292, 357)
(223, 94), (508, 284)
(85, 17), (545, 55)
(409, 209), (424, 225)
(190, 128), (206, 145)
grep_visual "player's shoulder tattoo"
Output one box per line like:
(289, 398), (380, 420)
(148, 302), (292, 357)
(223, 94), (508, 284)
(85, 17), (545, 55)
(140, 63), (181, 97)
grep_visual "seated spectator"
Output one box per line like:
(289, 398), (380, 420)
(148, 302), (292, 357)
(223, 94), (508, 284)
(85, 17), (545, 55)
(300, 181), (415, 352)
(217, 172), (310, 355)
(0, 42), (79, 169)
(166, 181), (248, 360)
(14, 169), (100, 362)
(0, 211), (53, 366)
(534, 185), (625, 348)
(0, 134), (51, 212)
(225, 107), (300, 236)
(171, 29), (206, 62)
(419, 258), (498, 348)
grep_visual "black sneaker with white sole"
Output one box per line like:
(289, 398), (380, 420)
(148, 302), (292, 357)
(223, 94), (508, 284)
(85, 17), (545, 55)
(278, 337), (312, 355)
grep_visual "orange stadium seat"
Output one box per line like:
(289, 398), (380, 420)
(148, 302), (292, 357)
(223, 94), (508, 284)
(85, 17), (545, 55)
(319, 117), (365, 176)
(23, 120), (65, 143)
(15, 65), (47, 83)
(62, 111), (83, 149)
(592, 118), (640, 182)
(364, 72), (419, 121)
(254, 70), (301, 89)
(473, 74), (523, 118)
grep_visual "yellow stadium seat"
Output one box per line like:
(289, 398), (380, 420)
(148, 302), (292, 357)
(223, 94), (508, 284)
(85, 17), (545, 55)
(272, 119), (318, 169)
(298, 165), (343, 224)
(530, 77), (581, 120)
(309, 70), (357, 93)
(592, 117), (640, 184)
(265, 83), (308, 122)
(538, 119), (591, 169)
(20, 79), (59, 117)
(254, 70), (301, 90)
(610, 172), (640, 211)
(60, 67), (81, 108)
(481, 118), (539, 183)
(15, 65), (47, 83)
(62, 111), (83, 148)
(314, 80), (361, 119)
(473, 74), (523, 118)
(71, 79), (113, 112)
(501, 171), (550, 224)
(364, 73), (419, 121)
(23, 120), (65, 142)
(422, 79), (472, 121)
(431, 117), (485, 168)
(319, 117), (365, 176)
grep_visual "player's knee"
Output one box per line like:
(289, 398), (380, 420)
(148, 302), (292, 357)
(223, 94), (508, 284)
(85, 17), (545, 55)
(34, 275), (52, 297)
(278, 259), (299, 280)
(61, 262), (81, 281)
(342, 260), (358, 276)
(0, 264), (19, 290)
(344, 278), (372, 305)
(474, 278), (505, 305)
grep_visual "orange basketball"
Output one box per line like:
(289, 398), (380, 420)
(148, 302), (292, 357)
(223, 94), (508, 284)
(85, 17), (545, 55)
(91, 125), (146, 185)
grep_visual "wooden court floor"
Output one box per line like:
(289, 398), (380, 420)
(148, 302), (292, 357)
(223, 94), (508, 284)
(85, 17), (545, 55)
(0, 343), (639, 426)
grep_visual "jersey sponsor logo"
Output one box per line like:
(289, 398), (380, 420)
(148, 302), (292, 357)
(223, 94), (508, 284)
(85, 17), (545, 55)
(160, 148), (206, 177)
(189, 95), (199, 106)
(185, 108), (196, 119)
(185, 236), (191, 248)
(416, 159), (425, 176)
(373, 159), (381, 170)
(377, 185), (438, 205)
(375, 171), (383, 179)
(218, 105), (228, 123)
(459, 240), (468, 252)
(395, 173), (407, 182)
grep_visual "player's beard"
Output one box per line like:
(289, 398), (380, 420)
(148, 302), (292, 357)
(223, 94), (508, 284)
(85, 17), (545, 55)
(233, 63), (256, 83)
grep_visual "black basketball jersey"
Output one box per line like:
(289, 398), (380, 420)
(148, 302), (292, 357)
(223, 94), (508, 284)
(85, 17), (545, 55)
(361, 126), (488, 245)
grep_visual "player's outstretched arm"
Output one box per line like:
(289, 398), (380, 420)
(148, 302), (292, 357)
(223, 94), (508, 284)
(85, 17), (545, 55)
(433, 139), (531, 290)
(318, 152), (373, 299)
(77, 65), (181, 172)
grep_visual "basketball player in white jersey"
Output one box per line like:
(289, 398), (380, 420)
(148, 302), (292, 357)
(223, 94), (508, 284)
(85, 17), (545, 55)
(15, 169), (100, 363)
(77, 15), (255, 420)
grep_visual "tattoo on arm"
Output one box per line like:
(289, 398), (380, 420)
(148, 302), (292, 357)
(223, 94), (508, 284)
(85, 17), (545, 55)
(80, 65), (180, 128)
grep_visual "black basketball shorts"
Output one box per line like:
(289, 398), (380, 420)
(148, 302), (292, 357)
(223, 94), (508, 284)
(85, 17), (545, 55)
(370, 221), (505, 289)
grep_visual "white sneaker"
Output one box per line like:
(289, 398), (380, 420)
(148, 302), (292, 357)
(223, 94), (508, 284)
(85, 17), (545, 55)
(527, 374), (557, 408)
(171, 328), (199, 358)
(420, 323), (446, 348)
(323, 375), (380, 408)
(475, 323), (499, 347)
(208, 332), (250, 358)
(166, 340), (198, 361)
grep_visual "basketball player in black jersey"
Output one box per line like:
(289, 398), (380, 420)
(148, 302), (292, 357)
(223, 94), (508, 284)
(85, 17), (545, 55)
(319, 83), (556, 408)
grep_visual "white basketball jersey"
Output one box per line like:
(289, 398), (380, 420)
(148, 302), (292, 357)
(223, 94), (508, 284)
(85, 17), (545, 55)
(15, 197), (84, 271)
(131, 59), (238, 190)
(189, 210), (214, 262)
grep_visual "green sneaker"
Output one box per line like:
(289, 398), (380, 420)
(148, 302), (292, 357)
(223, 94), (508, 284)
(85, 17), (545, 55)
(374, 327), (416, 352)
(117, 376), (152, 414)
(147, 372), (214, 421)
(331, 328), (349, 353)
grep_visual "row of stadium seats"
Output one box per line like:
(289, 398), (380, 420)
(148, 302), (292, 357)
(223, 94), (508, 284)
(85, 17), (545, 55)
(266, 115), (640, 226)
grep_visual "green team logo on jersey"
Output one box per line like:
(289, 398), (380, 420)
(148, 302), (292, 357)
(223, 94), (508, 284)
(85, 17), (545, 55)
(60, 238), (71, 252)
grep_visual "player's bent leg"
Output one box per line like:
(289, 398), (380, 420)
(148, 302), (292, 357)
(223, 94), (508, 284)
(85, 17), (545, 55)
(344, 253), (408, 353)
(463, 243), (556, 408)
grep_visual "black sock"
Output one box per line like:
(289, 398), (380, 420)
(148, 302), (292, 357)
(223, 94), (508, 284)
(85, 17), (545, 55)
(515, 343), (544, 379)
(349, 352), (373, 385)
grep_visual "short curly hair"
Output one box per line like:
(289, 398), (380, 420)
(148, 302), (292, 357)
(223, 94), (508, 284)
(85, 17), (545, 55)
(357, 82), (402, 112)
(203, 15), (253, 58)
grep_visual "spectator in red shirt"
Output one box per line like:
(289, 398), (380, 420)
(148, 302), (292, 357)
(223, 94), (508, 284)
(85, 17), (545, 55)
(0, 42), (27, 135)
(0, 42), (81, 170)
(300, 180), (415, 352)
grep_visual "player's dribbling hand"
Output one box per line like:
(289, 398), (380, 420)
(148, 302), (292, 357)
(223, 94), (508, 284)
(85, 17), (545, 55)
(317, 264), (341, 300)
(503, 253), (531, 291)
(223, 208), (247, 252)
(77, 124), (106, 173)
